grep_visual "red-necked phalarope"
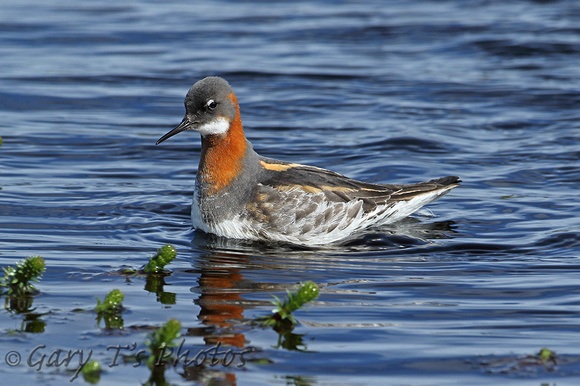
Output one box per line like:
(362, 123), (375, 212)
(156, 76), (460, 245)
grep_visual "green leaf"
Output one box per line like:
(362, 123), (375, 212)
(145, 319), (182, 369)
(94, 289), (124, 313)
(1, 256), (46, 296)
(81, 360), (102, 384)
(539, 348), (555, 363)
(256, 281), (320, 330)
(143, 244), (177, 273)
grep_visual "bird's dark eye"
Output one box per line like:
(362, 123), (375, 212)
(206, 99), (217, 110)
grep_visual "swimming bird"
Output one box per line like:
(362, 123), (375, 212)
(156, 76), (460, 245)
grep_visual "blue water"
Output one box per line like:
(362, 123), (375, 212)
(2, 0), (580, 384)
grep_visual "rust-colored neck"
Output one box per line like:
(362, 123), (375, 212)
(198, 93), (247, 194)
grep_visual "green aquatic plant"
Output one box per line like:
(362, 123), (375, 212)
(257, 281), (319, 330)
(81, 360), (102, 384)
(143, 244), (177, 274)
(1, 256), (45, 296)
(95, 289), (124, 313)
(118, 245), (178, 306)
(477, 347), (559, 375)
(1, 257), (47, 329)
(95, 289), (125, 329)
(538, 347), (556, 364)
(145, 318), (182, 369)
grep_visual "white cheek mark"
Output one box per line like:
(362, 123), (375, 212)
(197, 117), (230, 136)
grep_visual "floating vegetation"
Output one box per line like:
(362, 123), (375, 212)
(95, 289), (124, 313)
(477, 347), (559, 375)
(145, 318), (182, 369)
(143, 244), (178, 304)
(121, 244), (177, 275)
(1, 256), (47, 330)
(142, 319), (182, 386)
(95, 289), (125, 329)
(539, 348), (556, 363)
(118, 244), (178, 305)
(1, 256), (45, 296)
(80, 360), (102, 384)
(256, 281), (319, 331)
(143, 244), (177, 274)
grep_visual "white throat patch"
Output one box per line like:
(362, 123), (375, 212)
(197, 117), (230, 136)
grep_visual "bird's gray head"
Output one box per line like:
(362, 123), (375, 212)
(156, 77), (238, 144)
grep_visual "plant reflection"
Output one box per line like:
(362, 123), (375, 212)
(4, 293), (46, 333)
(144, 274), (176, 305)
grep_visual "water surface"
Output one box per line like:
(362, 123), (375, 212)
(1, 0), (580, 384)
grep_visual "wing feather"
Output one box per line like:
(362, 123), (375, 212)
(246, 157), (461, 243)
